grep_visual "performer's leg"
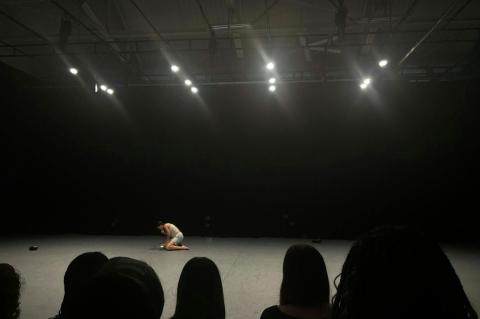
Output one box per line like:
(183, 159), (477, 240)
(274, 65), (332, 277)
(165, 234), (189, 250)
(165, 241), (189, 250)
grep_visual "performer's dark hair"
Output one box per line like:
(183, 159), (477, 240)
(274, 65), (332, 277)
(280, 244), (330, 307)
(172, 257), (225, 319)
(331, 225), (478, 319)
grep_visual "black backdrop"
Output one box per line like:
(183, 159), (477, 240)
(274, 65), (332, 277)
(2, 64), (479, 240)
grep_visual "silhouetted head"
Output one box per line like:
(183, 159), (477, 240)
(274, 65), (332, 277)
(280, 244), (330, 307)
(76, 257), (164, 319)
(331, 225), (478, 319)
(64, 252), (109, 294)
(0, 263), (21, 319)
(59, 252), (109, 317)
(172, 257), (225, 319)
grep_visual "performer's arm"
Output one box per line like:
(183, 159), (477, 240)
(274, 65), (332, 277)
(163, 224), (172, 244)
(164, 224), (171, 237)
(158, 224), (170, 245)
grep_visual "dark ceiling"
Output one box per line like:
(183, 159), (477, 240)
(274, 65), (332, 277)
(0, 0), (479, 88)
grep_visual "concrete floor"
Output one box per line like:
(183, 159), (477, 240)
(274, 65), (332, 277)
(1, 236), (479, 319)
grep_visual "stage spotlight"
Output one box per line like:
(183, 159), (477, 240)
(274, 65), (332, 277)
(268, 85), (276, 92)
(359, 82), (368, 90)
(266, 62), (275, 70)
(69, 67), (78, 75)
(363, 78), (371, 85)
(268, 77), (276, 84)
(378, 59), (388, 68)
(184, 79), (192, 86)
(171, 64), (180, 73)
(107, 88), (114, 95)
(100, 84), (108, 91)
(191, 86), (198, 94)
(94, 83), (98, 93)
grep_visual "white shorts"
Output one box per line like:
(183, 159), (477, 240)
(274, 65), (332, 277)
(171, 232), (184, 245)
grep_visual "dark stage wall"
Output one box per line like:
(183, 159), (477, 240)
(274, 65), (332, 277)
(1, 67), (479, 240)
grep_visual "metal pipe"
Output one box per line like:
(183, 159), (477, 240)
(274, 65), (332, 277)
(441, 0), (474, 29)
(250, 0), (281, 25)
(3, 27), (478, 49)
(393, 0), (420, 31)
(26, 71), (479, 89)
(18, 63), (464, 78)
(0, 8), (50, 43)
(128, 0), (169, 46)
(50, 0), (129, 64)
(195, 0), (216, 38)
(0, 39), (30, 57)
(1, 37), (476, 57)
(398, 0), (463, 66)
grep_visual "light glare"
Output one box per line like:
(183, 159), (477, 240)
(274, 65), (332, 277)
(69, 67), (78, 75)
(191, 86), (198, 94)
(268, 85), (276, 92)
(378, 59), (389, 68)
(100, 84), (108, 91)
(360, 82), (368, 90)
(266, 62), (275, 70)
(106, 88), (114, 95)
(363, 78), (371, 85)
(184, 79), (192, 86)
(171, 65), (180, 73)
(268, 77), (276, 84)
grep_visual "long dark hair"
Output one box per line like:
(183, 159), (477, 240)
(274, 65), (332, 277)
(331, 226), (478, 319)
(280, 244), (330, 307)
(172, 257), (225, 319)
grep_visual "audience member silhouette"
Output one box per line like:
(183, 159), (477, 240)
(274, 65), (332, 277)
(51, 252), (109, 319)
(72, 256), (164, 319)
(331, 225), (478, 319)
(172, 257), (225, 319)
(260, 244), (330, 319)
(0, 263), (21, 319)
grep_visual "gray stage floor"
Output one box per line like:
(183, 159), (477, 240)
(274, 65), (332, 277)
(1, 236), (479, 319)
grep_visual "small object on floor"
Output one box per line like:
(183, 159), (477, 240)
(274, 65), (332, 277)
(311, 239), (322, 243)
(29, 245), (39, 251)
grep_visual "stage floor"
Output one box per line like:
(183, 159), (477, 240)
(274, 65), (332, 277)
(1, 236), (479, 319)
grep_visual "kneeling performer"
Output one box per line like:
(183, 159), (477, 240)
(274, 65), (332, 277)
(157, 221), (189, 251)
